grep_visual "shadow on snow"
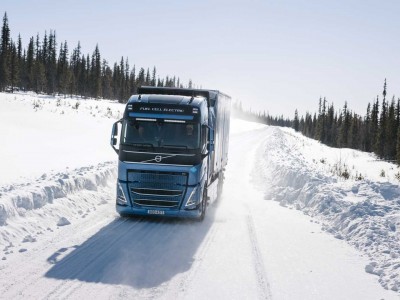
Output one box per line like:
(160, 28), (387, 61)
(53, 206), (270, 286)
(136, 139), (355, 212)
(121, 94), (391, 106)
(45, 214), (214, 289)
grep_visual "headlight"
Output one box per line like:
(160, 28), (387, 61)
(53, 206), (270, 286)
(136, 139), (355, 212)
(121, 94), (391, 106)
(116, 182), (128, 205)
(185, 187), (199, 208)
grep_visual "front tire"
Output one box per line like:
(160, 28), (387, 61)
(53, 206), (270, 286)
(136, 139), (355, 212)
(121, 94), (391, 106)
(198, 187), (207, 221)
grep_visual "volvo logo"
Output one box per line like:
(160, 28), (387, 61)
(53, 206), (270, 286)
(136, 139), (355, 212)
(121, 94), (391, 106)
(140, 153), (178, 164)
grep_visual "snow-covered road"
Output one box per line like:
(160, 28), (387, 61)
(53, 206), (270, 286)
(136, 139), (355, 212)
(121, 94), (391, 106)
(0, 93), (399, 299)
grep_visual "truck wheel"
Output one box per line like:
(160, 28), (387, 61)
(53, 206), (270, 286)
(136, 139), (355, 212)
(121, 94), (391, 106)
(198, 188), (207, 221)
(217, 174), (224, 201)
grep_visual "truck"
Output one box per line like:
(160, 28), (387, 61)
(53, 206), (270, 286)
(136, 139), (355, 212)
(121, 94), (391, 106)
(110, 86), (231, 220)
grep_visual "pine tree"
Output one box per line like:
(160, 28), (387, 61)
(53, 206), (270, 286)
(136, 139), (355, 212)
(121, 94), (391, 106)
(397, 125), (400, 165)
(32, 34), (45, 93)
(293, 109), (299, 131)
(69, 41), (81, 95)
(338, 102), (350, 147)
(375, 81), (388, 158)
(9, 40), (19, 91)
(57, 41), (70, 96)
(101, 59), (112, 99)
(0, 12), (11, 91)
(326, 103), (336, 146)
(79, 54), (87, 97)
(130, 65), (136, 94)
(348, 114), (361, 149)
(91, 44), (101, 98)
(123, 58), (130, 101)
(363, 103), (372, 152)
(137, 67), (145, 88)
(151, 66), (156, 86)
(145, 68), (150, 86)
(385, 98), (397, 160)
(26, 37), (35, 90)
(46, 30), (57, 94)
(371, 97), (379, 150)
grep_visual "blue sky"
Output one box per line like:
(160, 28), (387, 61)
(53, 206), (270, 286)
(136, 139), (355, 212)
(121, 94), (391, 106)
(2, 0), (400, 117)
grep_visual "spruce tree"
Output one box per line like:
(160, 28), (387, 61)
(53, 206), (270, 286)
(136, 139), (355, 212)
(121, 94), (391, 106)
(145, 68), (150, 86)
(124, 58), (130, 101)
(375, 81), (388, 158)
(0, 12), (11, 91)
(130, 65), (136, 94)
(293, 109), (299, 131)
(371, 97), (379, 150)
(70, 42), (82, 96)
(338, 102), (350, 147)
(385, 98), (397, 160)
(363, 103), (371, 152)
(326, 103), (335, 146)
(9, 40), (19, 91)
(137, 67), (145, 87)
(91, 45), (101, 98)
(26, 37), (35, 90)
(101, 59), (112, 99)
(397, 126), (400, 165)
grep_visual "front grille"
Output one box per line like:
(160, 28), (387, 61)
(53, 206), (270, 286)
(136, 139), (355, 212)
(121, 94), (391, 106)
(131, 188), (182, 197)
(127, 170), (188, 209)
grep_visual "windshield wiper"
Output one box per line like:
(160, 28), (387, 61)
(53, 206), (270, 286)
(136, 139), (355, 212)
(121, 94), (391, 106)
(162, 144), (188, 149)
(126, 142), (154, 148)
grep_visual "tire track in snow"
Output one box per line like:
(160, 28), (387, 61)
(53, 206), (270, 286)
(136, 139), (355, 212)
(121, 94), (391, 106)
(246, 213), (272, 300)
(171, 219), (221, 299)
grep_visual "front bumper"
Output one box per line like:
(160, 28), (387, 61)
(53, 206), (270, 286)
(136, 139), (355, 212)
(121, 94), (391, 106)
(116, 204), (202, 219)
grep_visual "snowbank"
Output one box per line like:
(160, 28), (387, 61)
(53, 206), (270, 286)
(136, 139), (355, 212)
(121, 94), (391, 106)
(255, 126), (400, 291)
(0, 92), (121, 248)
(0, 162), (116, 227)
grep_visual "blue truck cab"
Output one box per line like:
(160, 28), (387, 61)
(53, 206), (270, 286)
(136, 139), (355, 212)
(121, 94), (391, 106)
(110, 87), (231, 221)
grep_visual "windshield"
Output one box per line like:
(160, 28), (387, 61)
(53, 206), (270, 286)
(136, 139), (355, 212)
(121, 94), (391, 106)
(122, 120), (200, 149)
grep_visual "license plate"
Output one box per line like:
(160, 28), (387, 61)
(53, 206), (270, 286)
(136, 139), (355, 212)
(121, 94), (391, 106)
(147, 209), (165, 215)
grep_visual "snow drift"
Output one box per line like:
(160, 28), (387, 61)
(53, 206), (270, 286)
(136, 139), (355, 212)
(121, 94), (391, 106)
(0, 162), (116, 227)
(255, 127), (400, 291)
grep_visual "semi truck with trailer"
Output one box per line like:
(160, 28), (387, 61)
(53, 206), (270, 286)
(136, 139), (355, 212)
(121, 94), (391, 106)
(110, 86), (231, 220)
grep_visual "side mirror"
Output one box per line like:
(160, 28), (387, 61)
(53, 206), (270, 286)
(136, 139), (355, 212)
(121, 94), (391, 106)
(112, 122), (119, 136)
(110, 120), (122, 154)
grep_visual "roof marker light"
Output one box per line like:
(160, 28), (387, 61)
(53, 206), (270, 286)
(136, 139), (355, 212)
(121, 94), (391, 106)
(136, 118), (157, 122)
(164, 119), (186, 123)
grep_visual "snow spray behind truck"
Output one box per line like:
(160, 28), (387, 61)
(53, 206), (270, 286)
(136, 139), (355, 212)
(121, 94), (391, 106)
(110, 87), (231, 220)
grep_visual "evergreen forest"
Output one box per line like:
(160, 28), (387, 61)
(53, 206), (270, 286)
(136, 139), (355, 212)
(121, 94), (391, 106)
(233, 79), (400, 166)
(0, 13), (192, 103)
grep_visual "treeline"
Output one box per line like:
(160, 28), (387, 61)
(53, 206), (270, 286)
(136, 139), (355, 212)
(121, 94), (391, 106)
(0, 12), (192, 102)
(294, 79), (400, 164)
(233, 79), (400, 165)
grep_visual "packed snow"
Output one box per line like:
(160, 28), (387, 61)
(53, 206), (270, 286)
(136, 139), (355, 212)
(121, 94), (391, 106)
(0, 92), (399, 299)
